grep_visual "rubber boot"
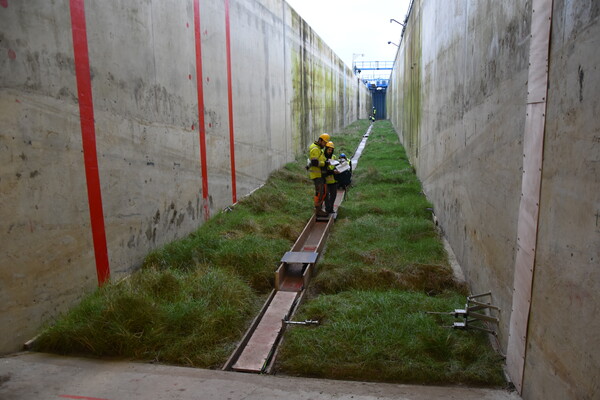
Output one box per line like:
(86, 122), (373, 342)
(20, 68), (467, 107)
(315, 206), (328, 217)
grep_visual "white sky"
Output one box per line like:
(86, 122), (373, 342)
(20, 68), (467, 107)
(285, 0), (412, 78)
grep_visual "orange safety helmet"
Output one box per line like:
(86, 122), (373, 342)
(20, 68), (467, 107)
(319, 133), (331, 142)
(325, 141), (335, 149)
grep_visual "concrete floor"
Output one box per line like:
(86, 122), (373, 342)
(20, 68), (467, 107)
(0, 352), (521, 400)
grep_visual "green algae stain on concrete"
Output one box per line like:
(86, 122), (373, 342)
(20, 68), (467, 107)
(290, 9), (313, 155)
(288, 4), (367, 157)
(290, 16), (341, 156)
(291, 49), (305, 154)
(401, 3), (423, 164)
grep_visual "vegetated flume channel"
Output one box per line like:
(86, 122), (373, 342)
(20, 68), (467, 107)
(34, 120), (506, 387)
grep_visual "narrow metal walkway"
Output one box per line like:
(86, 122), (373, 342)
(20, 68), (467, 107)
(230, 290), (298, 372)
(224, 126), (372, 373)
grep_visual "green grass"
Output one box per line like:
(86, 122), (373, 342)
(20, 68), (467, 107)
(277, 290), (505, 385)
(34, 119), (505, 386)
(33, 267), (259, 367)
(327, 119), (371, 156)
(32, 122), (366, 368)
(309, 121), (465, 295)
(275, 121), (504, 386)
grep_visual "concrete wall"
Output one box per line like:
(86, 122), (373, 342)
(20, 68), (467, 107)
(387, 0), (599, 399)
(525, 1), (600, 398)
(0, 0), (370, 354)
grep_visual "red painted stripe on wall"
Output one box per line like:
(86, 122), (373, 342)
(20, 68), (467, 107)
(69, 0), (110, 285)
(194, 0), (210, 221)
(224, 0), (237, 204)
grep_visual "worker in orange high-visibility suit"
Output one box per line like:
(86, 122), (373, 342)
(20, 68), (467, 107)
(307, 133), (330, 217)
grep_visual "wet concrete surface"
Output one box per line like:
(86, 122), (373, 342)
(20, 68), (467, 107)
(0, 352), (521, 400)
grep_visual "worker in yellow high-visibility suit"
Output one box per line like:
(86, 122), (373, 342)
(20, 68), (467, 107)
(323, 141), (339, 215)
(308, 133), (330, 217)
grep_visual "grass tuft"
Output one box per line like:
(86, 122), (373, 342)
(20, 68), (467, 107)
(277, 290), (505, 385)
(33, 267), (259, 367)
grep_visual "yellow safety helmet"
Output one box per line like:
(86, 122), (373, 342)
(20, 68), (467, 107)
(319, 133), (331, 142)
(325, 141), (334, 149)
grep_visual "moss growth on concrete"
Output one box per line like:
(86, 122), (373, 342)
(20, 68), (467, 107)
(290, 19), (347, 154)
(400, 4), (423, 162)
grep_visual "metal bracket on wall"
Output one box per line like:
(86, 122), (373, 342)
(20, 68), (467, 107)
(426, 292), (500, 335)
